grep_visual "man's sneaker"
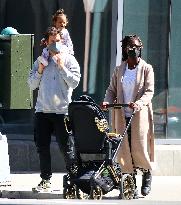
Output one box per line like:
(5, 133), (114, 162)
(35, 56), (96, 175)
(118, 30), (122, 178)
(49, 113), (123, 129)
(32, 179), (51, 193)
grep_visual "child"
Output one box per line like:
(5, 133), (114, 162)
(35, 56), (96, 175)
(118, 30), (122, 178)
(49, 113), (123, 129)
(38, 9), (74, 66)
(52, 8), (74, 55)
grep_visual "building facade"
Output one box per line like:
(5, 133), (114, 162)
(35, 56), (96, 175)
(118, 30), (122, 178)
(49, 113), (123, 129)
(0, 0), (181, 173)
(115, 0), (181, 141)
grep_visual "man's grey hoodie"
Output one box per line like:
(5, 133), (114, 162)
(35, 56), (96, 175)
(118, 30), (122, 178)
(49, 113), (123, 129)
(28, 53), (81, 115)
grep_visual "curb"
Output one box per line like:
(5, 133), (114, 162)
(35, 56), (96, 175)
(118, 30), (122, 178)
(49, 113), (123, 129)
(1, 190), (63, 199)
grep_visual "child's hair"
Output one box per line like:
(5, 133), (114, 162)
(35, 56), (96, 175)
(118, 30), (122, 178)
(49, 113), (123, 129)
(52, 8), (68, 26)
(40, 27), (62, 46)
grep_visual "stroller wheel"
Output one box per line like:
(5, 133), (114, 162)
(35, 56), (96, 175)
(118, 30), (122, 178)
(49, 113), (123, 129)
(89, 185), (103, 200)
(119, 174), (135, 200)
(63, 185), (76, 199)
(76, 187), (89, 199)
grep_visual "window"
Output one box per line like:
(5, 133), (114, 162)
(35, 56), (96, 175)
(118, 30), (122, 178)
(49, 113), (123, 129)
(167, 0), (181, 139)
(122, 0), (181, 139)
(83, 0), (112, 104)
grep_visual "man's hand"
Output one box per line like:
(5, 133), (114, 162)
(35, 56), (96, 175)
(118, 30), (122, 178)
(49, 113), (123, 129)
(50, 49), (65, 69)
(56, 53), (65, 69)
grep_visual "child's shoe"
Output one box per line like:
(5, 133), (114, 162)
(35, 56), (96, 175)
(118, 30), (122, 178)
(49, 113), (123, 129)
(37, 56), (48, 66)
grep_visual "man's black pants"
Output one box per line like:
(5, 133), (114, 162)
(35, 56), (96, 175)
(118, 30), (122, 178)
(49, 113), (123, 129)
(34, 112), (70, 180)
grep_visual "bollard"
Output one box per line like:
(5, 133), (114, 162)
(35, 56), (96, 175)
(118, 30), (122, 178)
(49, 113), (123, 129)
(0, 133), (11, 186)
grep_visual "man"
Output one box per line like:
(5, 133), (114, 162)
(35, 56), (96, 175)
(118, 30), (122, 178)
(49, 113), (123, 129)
(28, 27), (81, 192)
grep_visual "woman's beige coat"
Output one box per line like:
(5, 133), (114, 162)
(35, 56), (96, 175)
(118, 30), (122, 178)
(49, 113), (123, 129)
(104, 58), (154, 173)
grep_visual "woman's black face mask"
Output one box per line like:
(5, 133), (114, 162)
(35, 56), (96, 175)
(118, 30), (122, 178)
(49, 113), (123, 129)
(127, 47), (141, 58)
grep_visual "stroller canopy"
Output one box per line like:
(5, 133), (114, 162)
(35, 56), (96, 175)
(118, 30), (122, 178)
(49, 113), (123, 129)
(68, 95), (108, 153)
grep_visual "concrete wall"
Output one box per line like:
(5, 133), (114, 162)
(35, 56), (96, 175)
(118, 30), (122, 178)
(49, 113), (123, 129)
(153, 145), (181, 176)
(4, 134), (181, 176)
(7, 134), (66, 173)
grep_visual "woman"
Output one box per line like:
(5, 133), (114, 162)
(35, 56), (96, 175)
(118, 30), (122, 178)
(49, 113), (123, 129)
(103, 34), (154, 197)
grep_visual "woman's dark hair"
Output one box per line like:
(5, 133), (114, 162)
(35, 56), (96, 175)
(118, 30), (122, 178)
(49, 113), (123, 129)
(121, 34), (143, 61)
(52, 8), (68, 25)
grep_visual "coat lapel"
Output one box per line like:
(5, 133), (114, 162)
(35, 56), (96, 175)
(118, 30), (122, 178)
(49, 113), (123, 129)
(132, 58), (144, 101)
(117, 61), (126, 103)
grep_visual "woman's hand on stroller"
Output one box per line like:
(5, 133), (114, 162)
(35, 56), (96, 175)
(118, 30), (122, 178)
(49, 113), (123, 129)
(128, 102), (141, 113)
(100, 102), (109, 111)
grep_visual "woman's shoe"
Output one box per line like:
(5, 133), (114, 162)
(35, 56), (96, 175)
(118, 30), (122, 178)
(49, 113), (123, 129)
(133, 188), (139, 199)
(141, 170), (152, 196)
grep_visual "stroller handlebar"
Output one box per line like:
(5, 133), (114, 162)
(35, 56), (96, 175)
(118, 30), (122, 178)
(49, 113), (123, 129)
(101, 103), (129, 110)
(106, 103), (129, 109)
(101, 103), (137, 115)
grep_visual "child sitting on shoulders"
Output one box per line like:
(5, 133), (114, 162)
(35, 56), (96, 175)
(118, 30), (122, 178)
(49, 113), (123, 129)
(38, 8), (74, 66)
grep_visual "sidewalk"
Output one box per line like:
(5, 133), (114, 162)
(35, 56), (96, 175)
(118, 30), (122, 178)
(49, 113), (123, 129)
(0, 173), (181, 201)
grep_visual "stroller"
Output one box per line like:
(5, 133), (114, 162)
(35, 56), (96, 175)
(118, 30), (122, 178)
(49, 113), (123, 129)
(63, 95), (135, 200)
